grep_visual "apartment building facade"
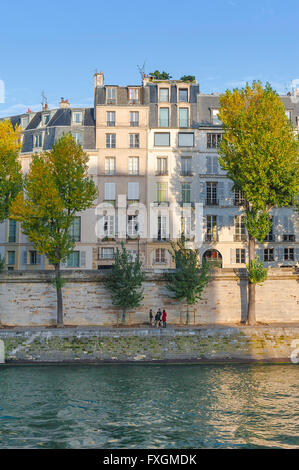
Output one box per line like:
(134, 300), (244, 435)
(0, 71), (298, 271)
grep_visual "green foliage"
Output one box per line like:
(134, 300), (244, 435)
(51, 274), (66, 289)
(0, 254), (5, 273)
(149, 70), (172, 80)
(180, 75), (196, 82)
(166, 235), (210, 306)
(10, 133), (98, 266)
(104, 243), (146, 318)
(0, 120), (23, 223)
(245, 208), (273, 243)
(218, 81), (299, 218)
(246, 256), (268, 285)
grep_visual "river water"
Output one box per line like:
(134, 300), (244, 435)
(0, 364), (298, 448)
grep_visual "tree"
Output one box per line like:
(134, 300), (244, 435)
(10, 133), (97, 326)
(104, 242), (145, 324)
(166, 235), (210, 325)
(180, 75), (196, 82)
(218, 81), (299, 325)
(149, 70), (172, 80)
(0, 120), (23, 222)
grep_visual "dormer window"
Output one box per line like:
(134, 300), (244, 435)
(178, 89), (188, 102)
(42, 114), (50, 126)
(107, 88), (116, 104)
(129, 88), (139, 104)
(21, 116), (29, 129)
(285, 110), (291, 121)
(72, 111), (83, 124)
(212, 109), (221, 125)
(33, 133), (43, 148)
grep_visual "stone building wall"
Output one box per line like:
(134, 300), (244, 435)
(0, 268), (298, 326)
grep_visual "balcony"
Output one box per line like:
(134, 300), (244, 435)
(205, 234), (219, 242)
(129, 99), (140, 105)
(130, 121), (139, 127)
(106, 99), (116, 105)
(159, 120), (169, 127)
(264, 234), (275, 242)
(153, 201), (170, 207)
(106, 121), (115, 127)
(181, 171), (193, 176)
(155, 170), (168, 176)
(283, 234), (296, 242)
(205, 199), (219, 206)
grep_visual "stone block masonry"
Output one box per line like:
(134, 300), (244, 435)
(0, 268), (298, 327)
(0, 326), (298, 363)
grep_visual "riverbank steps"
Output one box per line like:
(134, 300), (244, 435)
(0, 326), (298, 363)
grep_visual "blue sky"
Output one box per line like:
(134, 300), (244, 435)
(1, 0), (299, 117)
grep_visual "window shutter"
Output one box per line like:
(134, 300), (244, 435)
(278, 247), (284, 262)
(199, 181), (205, 202)
(105, 182), (115, 200)
(272, 216), (278, 235)
(36, 254), (41, 265)
(227, 181), (234, 206)
(128, 182), (139, 200)
(213, 156), (219, 174)
(206, 156), (212, 174)
(80, 251), (86, 267)
(218, 181), (224, 204)
(228, 215), (235, 228)
(295, 247), (299, 262)
(230, 248), (235, 264)
(283, 215), (289, 234)
(23, 250), (27, 265)
(217, 215), (224, 227)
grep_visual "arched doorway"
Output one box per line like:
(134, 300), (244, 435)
(203, 249), (223, 268)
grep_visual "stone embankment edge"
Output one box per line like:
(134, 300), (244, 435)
(0, 326), (298, 364)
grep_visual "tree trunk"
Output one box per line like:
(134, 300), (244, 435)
(247, 235), (256, 325)
(122, 310), (126, 325)
(186, 304), (190, 325)
(54, 263), (63, 327)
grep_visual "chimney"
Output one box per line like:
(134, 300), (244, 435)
(59, 97), (70, 108)
(43, 103), (49, 111)
(94, 71), (104, 89)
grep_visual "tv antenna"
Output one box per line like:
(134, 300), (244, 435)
(41, 90), (48, 108)
(137, 61), (146, 82)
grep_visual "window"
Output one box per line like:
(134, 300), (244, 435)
(284, 248), (294, 261)
(29, 250), (39, 265)
(43, 113), (50, 125)
(159, 108), (169, 127)
(100, 247), (114, 259)
(104, 182), (116, 202)
(234, 215), (246, 241)
(127, 215), (139, 237)
(103, 215), (115, 237)
(181, 216), (191, 236)
(155, 248), (166, 263)
(33, 133), (42, 148)
(69, 217), (81, 242)
(212, 109), (221, 125)
(106, 111), (115, 126)
(206, 156), (219, 174)
(264, 248), (274, 262)
(283, 216), (295, 241)
(130, 111), (139, 127)
(178, 132), (194, 147)
(128, 157), (139, 175)
(154, 133), (170, 146)
(7, 251), (15, 265)
(159, 88), (169, 102)
(129, 88), (139, 103)
(285, 110), (291, 121)
(129, 134), (139, 148)
(181, 183), (191, 203)
(178, 89), (188, 102)
(72, 112), (82, 124)
(157, 216), (167, 240)
(8, 219), (16, 243)
(157, 157), (168, 175)
(157, 183), (168, 202)
(105, 157), (116, 175)
(264, 217), (274, 241)
(72, 132), (82, 145)
(179, 108), (189, 127)
(234, 189), (246, 206)
(67, 251), (80, 267)
(207, 133), (222, 148)
(206, 215), (217, 241)
(236, 248), (246, 263)
(106, 133), (116, 148)
(206, 182), (218, 205)
(181, 156), (192, 176)
(107, 88), (116, 104)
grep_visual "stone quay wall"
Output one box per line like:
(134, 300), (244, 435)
(0, 268), (298, 327)
(0, 326), (299, 363)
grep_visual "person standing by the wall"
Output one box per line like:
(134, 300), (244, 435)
(149, 309), (153, 326)
(162, 309), (167, 328)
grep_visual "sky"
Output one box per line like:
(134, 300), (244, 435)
(0, 0), (299, 117)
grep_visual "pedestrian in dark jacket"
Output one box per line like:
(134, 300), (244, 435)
(155, 309), (162, 328)
(162, 309), (167, 328)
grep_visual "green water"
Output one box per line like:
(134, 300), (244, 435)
(0, 364), (298, 449)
